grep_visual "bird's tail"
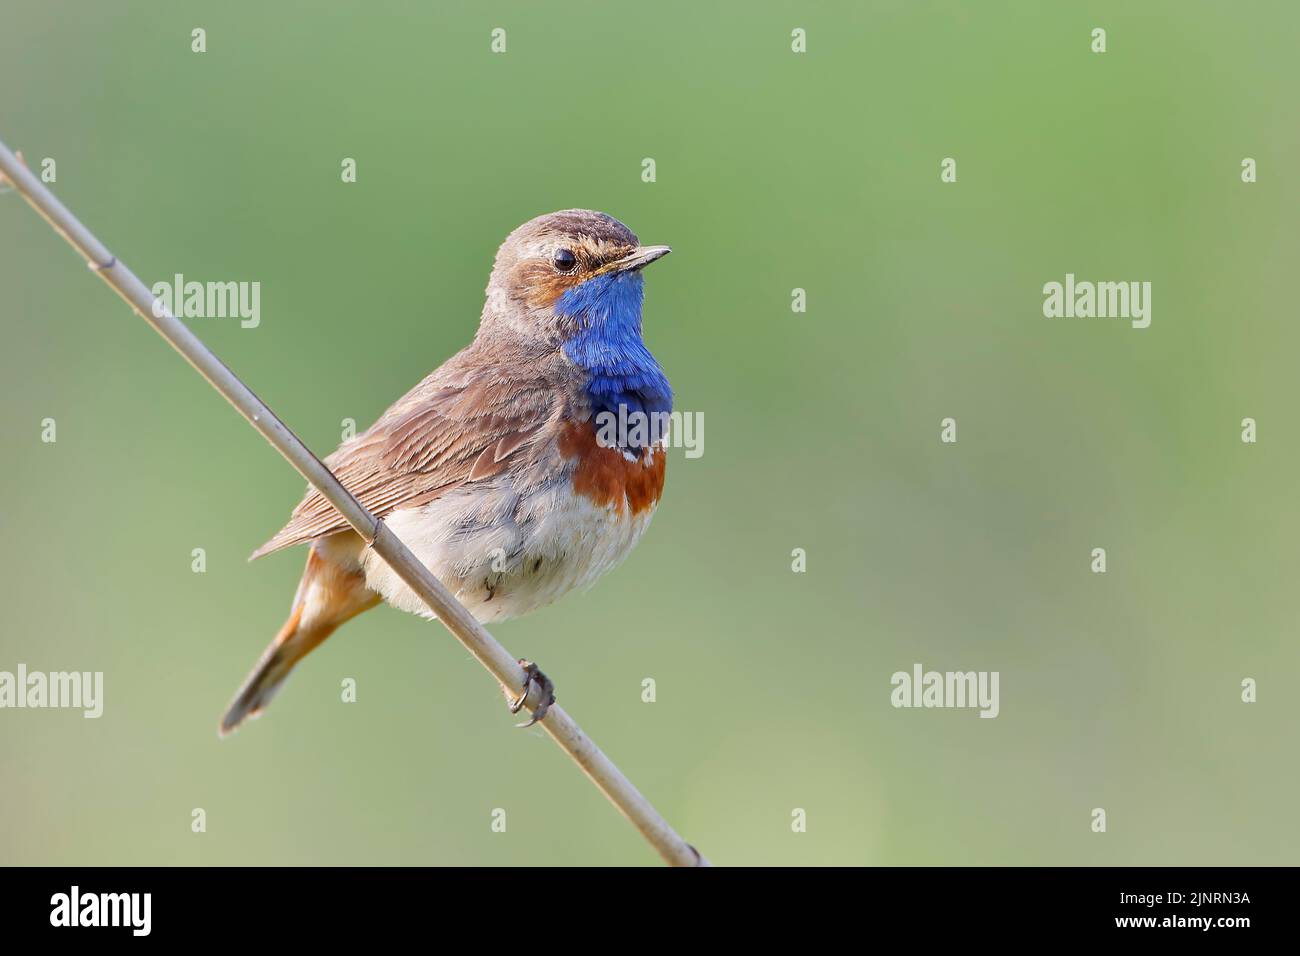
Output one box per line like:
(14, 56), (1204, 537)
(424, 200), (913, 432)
(219, 540), (378, 737)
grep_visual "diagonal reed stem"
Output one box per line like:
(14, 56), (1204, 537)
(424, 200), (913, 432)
(0, 139), (707, 867)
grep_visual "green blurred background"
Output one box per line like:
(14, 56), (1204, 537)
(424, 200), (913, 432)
(2, 1), (1297, 866)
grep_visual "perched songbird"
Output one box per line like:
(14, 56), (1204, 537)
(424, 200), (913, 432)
(219, 210), (672, 735)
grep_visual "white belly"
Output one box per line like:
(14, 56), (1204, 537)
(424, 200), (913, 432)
(360, 478), (657, 623)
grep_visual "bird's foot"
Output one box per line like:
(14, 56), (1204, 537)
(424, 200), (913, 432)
(504, 659), (555, 728)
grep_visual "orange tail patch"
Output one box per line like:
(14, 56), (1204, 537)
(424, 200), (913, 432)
(219, 543), (379, 736)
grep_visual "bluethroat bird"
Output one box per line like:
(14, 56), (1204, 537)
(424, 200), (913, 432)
(220, 210), (672, 735)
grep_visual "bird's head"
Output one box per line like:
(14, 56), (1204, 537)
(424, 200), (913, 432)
(480, 209), (671, 347)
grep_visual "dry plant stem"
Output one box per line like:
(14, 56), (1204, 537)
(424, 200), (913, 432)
(0, 139), (708, 868)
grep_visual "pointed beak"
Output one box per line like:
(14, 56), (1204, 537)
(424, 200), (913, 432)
(614, 244), (672, 272)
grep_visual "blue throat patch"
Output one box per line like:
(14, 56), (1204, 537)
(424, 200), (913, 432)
(558, 270), (673, 434)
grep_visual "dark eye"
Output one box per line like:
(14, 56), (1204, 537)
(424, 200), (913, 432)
(552, 248), (577, 273)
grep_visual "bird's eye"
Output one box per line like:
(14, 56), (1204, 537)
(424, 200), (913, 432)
(552, 248), (577, 273)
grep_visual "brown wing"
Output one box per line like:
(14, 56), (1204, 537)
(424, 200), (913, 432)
(250, 361), (553, 560)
